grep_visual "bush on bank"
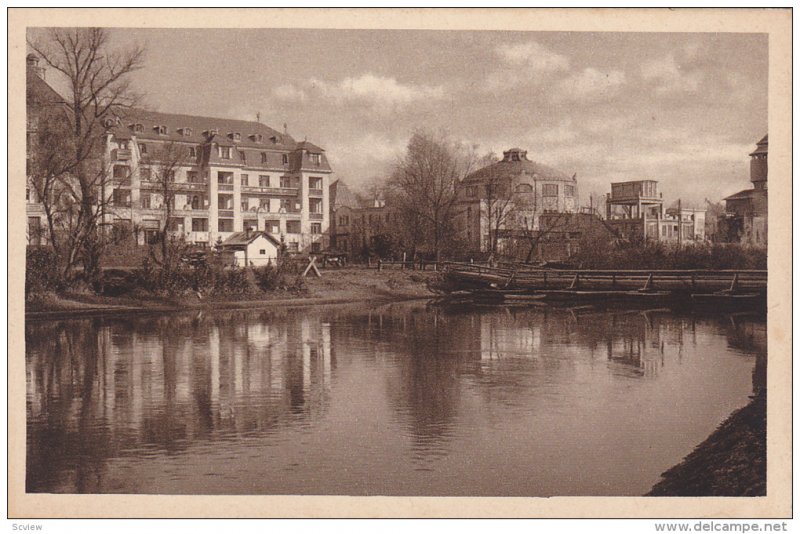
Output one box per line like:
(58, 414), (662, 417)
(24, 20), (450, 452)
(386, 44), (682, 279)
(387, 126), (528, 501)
(569, 241), (767, 270)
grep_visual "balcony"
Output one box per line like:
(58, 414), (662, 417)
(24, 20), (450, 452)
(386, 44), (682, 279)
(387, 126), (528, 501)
(218, 210), (234, 218)
(187, 231), (210, 243)
(218, 183), (234, 192)
(308, 188), (324, 197)
(310, 212), (324, 220)
(113, 149), (132, 161)
(242, 185), (298, 196)
(140, 180), (208, 192)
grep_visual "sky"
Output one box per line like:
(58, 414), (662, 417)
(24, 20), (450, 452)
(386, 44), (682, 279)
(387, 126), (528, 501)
(31, 28), (768, 208)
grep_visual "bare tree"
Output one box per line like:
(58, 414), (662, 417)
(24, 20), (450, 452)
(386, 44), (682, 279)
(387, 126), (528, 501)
(388, 130), (477, 262)
(27, 28), (145, 286)
(139, 141), (193, 268)
(473, 152), (519, 256)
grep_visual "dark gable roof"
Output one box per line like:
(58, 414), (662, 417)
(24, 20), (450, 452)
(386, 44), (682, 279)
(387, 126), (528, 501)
(111, 108), (298, 150)
(221, 231), (281, 247)
(26, 71), (66, 106)
(724, 189), (761, 201)
(294, 140), (325, 153)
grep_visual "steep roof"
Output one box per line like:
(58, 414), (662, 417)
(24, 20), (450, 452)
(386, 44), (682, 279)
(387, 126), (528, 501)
(749, 134), (768, 156)
(463, 147), (575, 184)
(221, 231), (281, 248)
(330, 179), (363, 209)
(110, 108), (297, 150)
(26, 70), (66, 106)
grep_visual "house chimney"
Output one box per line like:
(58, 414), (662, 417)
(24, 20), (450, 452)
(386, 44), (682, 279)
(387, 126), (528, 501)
(27, 53), (45, 80)
(283, 123), (288, 135)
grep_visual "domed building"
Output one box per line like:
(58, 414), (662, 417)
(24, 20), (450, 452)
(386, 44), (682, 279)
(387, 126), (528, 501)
(456, 147), (578, 254)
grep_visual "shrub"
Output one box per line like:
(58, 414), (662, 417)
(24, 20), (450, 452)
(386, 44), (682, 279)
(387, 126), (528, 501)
(253, 263), (287, 291)
(26, 247), (65, 296)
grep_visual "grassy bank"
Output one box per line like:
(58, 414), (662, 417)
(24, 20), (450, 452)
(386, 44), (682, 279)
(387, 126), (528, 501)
(26, 268), (438, 318)
(647, 391), (766, 496)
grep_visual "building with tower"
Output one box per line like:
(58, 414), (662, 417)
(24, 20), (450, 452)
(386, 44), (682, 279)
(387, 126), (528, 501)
(722, 135), (768, 246)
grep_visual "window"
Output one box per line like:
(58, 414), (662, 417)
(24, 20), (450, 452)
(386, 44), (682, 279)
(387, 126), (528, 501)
(309, 198), (323, 214)
(338, 215), (349, 226)
(112, 189), (131, 207)
(217, 172), (233, 184)
(311, 223), (321, 234)
(188, 146), (197, 158)
(232, 132), (241, 142)
(282, 154), (288, 165)
(187, 171), (200, 183)
(165, 170), (176, 182)
(191, 218), (208, 232)
(309, 176), (323, 189)
(515, 183), (533, 193)
(265, 220), (280, 234)
(138, 143), (147, 154)
(286, 221), (301, 234)
(309, 153), (321, 165)
(286, 242), (299, 253)
(181, 127), (192, 137)
(311, 242), (321, 253)
(118, 140), (129, 150)
(259, 175), (270, 187)
(241, 174), (249, 186)
(280, 198), (291, 212)
(466, 186), (477, 198)
(140, 167), (151, 181)
(564, 185), (575, 197)
(280, 176), (292, 188)
(132, 123), (144, 133)
(218, 195), (233, 209)
(261, 152), (268, 164)
(156, 125), (168, 135)
(141, 193), (151, 209)
(542, 184), (558, 197)
(219, 146), (231, 159)
(259, 249), (266, 255)
(253, 134), (263, 143)
(238, 150), (246, 162)
(191, 195), (201, 209)
(259, 198), (270, 209)
(244, 220), (258, 231)
(218, 219), (234, 232)
(113, 165), (129, 179)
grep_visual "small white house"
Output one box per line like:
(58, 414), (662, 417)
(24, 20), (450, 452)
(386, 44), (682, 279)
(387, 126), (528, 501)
(219, 231), (281, 267)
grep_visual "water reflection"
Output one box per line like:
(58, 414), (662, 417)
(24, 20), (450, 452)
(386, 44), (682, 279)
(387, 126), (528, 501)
(26, 303), (765, 495)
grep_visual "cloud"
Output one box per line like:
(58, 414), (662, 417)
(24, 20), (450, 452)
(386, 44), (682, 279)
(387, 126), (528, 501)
(485, 40), (570, 92)
(552, 68), (626, 102)
(273, 73), (445, 111)
(272, 84), (308, 102)
(640, 54), (702, 94)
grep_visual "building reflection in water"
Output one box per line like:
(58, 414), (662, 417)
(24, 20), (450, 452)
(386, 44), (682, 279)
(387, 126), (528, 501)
(26, 302), (766, 494)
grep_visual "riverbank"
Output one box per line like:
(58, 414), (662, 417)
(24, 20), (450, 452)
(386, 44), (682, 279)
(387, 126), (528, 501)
(26, 268), (438, 319)
(647, 390), (766, 496)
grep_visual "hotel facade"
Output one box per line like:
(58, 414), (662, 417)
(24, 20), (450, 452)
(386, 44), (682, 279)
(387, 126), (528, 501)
(26, 54), (333, 254)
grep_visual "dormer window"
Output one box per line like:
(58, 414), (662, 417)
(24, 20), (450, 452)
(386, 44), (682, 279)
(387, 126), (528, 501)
(309, 153), (321, 165)
(138, 143), (147, 154)
(131, 123), (144, 133)
(252, 133), (263, 143)
(155, 125), (168, 135)
(238, 150), (246, 162)
(282, 154), (288, 165)
(219, 146), (232, 159)
(270, 135), (280, 144)
(188, 146), (197, 158)
(179, 127), (192, 137)
(204, 128), (218, 138)
(261, 152), (268, 164)
(229, 132), (242, 142)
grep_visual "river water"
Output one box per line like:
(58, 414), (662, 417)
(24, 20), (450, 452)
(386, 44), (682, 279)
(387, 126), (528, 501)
(26, 301), (766, 496)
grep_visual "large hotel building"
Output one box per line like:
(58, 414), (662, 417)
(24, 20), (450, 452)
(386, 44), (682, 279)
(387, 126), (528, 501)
(26, 54), (332, 253)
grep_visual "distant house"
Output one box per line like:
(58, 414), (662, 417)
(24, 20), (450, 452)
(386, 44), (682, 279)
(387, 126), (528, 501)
(219, 231), (281, 267)
(722, 135), (768, 246)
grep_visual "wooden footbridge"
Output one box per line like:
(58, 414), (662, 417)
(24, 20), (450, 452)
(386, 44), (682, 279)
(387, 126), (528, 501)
(438, 263), (767, 308)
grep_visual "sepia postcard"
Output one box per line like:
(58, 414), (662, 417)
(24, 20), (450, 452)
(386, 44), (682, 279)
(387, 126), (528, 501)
(7, 7), (792, 519)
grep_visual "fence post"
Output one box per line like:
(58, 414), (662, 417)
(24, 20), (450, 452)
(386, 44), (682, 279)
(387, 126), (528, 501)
(569, 273), (579, 290)
(378, 259), (382, 272)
